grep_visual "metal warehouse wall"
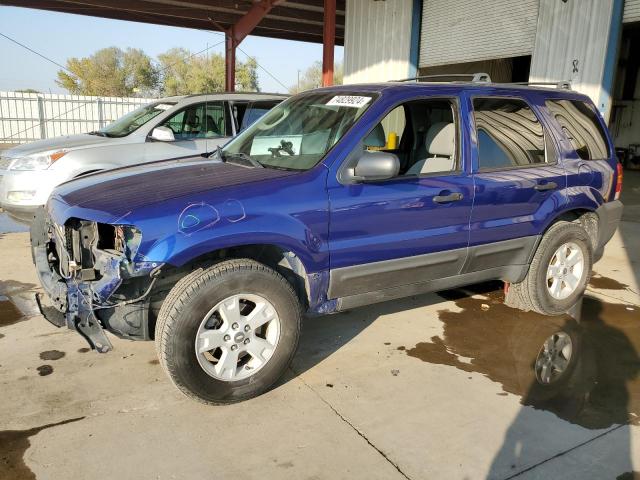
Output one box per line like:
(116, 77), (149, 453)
(529, 0), (622, 120)
(419, 0), (539, 68)
(624, 0), (640, 23)
(343, 0), (415, 83)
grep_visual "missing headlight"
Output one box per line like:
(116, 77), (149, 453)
(96, 223), (142, 261)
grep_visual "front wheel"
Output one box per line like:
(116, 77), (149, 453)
(505, 222), (593, 316)
(155, 259), (302, 404)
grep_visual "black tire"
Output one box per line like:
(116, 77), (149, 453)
(155, 259), (302, 405)
(505, 221), (593, 316)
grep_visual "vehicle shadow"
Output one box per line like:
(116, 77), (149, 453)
(286, 291), (447, 379)
(487, 296), (640, 479)
(286, 277), (640, 479)
(617, 169), (640, 297)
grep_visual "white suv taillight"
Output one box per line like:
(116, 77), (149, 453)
(615, 162), (623, 200)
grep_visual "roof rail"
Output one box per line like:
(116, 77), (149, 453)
(508, 81), (572, 90)
(392, 72), (492, 83)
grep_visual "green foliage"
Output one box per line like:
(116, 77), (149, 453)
(56, 47), (159, 97)
(157, 48), (259, 95)
(290, 61), (343, 94)
(16, 88), (41, 94)
(54, 45), (267, 97)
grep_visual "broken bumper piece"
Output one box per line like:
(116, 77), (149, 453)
(31, 208), (161, 353)
(34, 278), (114, 353)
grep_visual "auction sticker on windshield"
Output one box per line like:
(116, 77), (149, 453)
(326, 96), (372, 108)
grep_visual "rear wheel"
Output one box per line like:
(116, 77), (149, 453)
(155, 259), (302, 404)
(505, 222), (593, 315)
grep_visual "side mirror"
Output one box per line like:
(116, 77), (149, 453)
(150, 126), (175, 142)
(353, 150), (400, 182)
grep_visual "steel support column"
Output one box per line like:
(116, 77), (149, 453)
(322, 0), (336, 87)
(215, 0), (281, 92)
(225, 32), (236, 92)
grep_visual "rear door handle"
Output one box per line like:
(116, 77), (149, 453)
(534, 181), (558, 191)
(433, 192), (464, 204)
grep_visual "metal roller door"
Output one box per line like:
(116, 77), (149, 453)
(624, 0), (640, 23)
(419, 0), (539, 68)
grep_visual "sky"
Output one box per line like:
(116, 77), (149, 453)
(0, 6), (343, 95)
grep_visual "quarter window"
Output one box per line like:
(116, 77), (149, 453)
(473, 98), (546, 170)
(545, 100), (609, 160)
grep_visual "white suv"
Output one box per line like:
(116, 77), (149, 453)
(0, 92), (286, 223)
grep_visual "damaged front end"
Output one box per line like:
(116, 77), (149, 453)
(31, 208), (161, 352)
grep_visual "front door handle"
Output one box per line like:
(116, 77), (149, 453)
(534, 181), (558, 191)
(433, 192), (464, 204)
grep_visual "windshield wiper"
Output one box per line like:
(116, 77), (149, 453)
(87, 130), (107, 137)
(202, 145), (224, 160)
(222, 152), (264, 169)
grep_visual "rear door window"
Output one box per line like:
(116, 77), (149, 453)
(545, 99), (609, 160)
(472, 98), (547, 170)
(240, 100), (282, 131)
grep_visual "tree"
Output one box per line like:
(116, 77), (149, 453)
(290, 61), (343, 94)
(157, 48), (259, 95)
(56, 47), (158, 97)
(16, 88), (41, 94)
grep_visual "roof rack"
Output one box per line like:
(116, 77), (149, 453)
(508, 81), (572, 90)
(393, 72), (492, 83)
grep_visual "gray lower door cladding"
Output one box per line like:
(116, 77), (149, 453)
(463, 235), (541, 273)
(328, 246), (467, 299)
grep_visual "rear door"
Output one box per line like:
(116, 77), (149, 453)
(145, 101), (230, 161)
(468, 95), (567, 271)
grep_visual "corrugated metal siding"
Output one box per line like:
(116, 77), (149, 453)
(419, 0), (539, 68)
(530, 0), (614, 111)
(624, 0), (640, 22)
(343, 0), (414, 84)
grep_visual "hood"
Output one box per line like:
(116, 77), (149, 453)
(3, 134), (113, 158)
(48, 157), (297, 223)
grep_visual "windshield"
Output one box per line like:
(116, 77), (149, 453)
(98, 102), (176, 138)
(222, 92), (377, 170)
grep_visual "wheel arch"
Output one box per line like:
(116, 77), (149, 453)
(154, 243), (312, 313)
(542, 207), (599, 250)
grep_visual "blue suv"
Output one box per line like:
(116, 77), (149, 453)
(31, 79), (624, 404)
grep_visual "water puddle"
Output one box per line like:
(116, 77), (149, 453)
(0, 417), (84, 480)
(589, 274), (630, 291)
(36, 365), (53, 376)
(0, 212), (29, 234)
(399, 282), (640, 429)
(39, 350), (65, 361)
(0, 299), (23, 328)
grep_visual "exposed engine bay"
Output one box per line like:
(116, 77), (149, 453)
(31, 208), (162, 352)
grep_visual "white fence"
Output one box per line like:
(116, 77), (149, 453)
(0, 91), (156, 143)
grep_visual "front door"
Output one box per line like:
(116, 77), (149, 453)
(327, 97), (474, 298)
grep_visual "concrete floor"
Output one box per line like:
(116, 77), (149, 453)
(1, 173), (639, 480)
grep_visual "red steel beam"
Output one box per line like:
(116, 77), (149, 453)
(221, 0), (281, 91)
(322, 0), (336, 87)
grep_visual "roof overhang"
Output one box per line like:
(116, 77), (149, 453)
(0, 0), (345, 45)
